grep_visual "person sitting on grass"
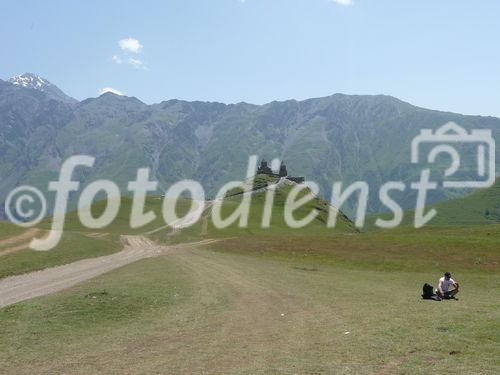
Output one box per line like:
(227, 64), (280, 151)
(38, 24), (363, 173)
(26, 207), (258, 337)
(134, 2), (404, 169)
(436, 272), (459, 299)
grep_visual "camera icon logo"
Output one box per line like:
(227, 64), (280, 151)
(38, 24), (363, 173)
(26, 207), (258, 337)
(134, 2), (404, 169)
(411, 122), (496, 188)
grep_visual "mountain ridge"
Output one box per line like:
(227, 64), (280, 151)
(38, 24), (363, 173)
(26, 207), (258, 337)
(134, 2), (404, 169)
(5, 72), (500, 119)
(1, 74), (499, 218)
(7, 73), (78, 104)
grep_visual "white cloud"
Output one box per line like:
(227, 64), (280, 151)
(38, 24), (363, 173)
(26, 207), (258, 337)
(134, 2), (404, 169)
(127, 57), (148, 70)
(111, 55), (148, 70)
(113, 38), (148, 70)
(112, 55), (122, 64)
(118, 38), (143, 53)
(99, 87), (124, 96)
(330, 0), (353, 5)
(112, 54), (147, 70)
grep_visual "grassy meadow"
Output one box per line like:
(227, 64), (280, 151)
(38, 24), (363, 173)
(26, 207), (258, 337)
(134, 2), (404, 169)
(0, 177), (498, 374)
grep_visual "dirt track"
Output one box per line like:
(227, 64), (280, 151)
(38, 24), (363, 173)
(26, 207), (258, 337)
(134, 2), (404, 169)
(0, 236), (217, 308)
(0, 228), (40, 247)
(0, 228), (41, 257)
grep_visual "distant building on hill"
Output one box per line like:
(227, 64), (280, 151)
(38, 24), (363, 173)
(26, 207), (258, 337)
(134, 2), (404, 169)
(256, 160), (274, 175)
(256, 159), (305, 184)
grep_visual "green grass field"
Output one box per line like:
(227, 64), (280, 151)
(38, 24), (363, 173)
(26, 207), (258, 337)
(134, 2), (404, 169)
(0, 178), (498, 374)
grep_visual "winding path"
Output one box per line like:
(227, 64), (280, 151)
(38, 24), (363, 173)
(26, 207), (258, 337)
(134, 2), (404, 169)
(0, 236), (218, 308)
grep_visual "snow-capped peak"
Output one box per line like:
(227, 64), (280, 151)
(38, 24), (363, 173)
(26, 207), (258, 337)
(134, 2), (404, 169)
(8, 73), (52, 91)
(7, 73), (78, 104)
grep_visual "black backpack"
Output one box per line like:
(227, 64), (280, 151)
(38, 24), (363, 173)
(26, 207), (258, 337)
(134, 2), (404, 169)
(422, 283), (440, 300)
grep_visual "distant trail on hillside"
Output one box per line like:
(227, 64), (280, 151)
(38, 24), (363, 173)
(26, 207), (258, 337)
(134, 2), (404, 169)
(0, 228), (41, 257)
(145, 201), (215, 236)
(0, 236), (218, 308)
(0, 228), (40, 248)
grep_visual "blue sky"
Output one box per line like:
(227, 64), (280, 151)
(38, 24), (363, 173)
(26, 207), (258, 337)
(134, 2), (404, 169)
(2, 0), (499, 116)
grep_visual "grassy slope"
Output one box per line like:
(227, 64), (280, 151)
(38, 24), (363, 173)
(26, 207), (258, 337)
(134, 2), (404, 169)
(428, 177), (500, 225)
(161, 175), (355, 244)
(366, 177), (500, 228)
(0, 221), (26, 238)
(0, 177), (354, 278)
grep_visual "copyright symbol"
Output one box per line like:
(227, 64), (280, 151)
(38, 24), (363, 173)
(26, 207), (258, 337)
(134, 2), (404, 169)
(4, 186), (47, 227)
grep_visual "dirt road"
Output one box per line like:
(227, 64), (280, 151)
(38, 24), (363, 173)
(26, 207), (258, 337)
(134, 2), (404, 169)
(0, 236), (217, 308)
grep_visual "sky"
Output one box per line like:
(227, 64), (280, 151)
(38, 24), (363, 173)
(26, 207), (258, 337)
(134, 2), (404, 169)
(1, 0), (499, 117)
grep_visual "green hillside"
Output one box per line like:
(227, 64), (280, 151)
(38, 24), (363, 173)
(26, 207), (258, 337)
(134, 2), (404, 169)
(365, 178), (500, 228)
(0, 177), (354, 278)
(165, 174), (355, 243)
(429, 178), (500, 225)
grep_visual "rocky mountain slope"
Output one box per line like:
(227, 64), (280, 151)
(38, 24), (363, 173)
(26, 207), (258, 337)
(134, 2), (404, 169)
(8, 73), (77, 104)
(1, 74), (499, 217)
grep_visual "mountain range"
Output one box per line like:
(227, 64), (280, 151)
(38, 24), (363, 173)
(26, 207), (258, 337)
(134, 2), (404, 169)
(1, 73), (499, 217)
